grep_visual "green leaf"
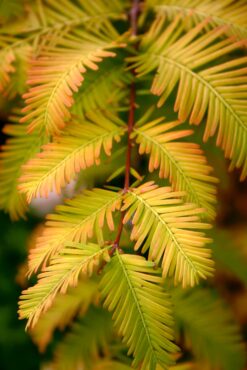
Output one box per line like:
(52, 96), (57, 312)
(100, 251), (178, 370)
(173, 287), (246, 370)
(51, 306), (114, 370)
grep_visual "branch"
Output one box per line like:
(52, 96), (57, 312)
(111, 0), (140, 254)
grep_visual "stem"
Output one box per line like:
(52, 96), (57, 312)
(111, 0), (140, 254)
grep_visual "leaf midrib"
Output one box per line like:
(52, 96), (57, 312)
(116, 251), (158, 364)
(30, 192), (122, 273)
(146, 52), (247, 133)
(131, 192), (198, 274)
(27, 245), (110, 325)
(28, 127), (125, 191)
(134, 127), (202, 208)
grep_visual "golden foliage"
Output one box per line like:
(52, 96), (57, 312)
(133, 117), (217, 218)
(148, 0), (247, 40)
(122, 182), (214, 287)
(28, 188), (122, 274)
(21, 26), (122, 135)
(19, 243), (110, 328)
(132, 17), (247, 179)
(19, 110), (126, 202)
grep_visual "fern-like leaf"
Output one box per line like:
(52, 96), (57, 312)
(0, 113), (46, 219)
(19, 110), (126, 201)
(21, 25), (123, 135)
(133, 117), (217, 218)
(132, 17), (247, 179)
(148, 0), (247, 40)
(31, 278), (99, 352)
(122, 182), (213, 287)
(173, 288), (246, 370)
(19, 243), (110, 328)
(100, 251), (178, 370)
(28, 188), (122, 274)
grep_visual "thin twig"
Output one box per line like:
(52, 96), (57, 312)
(110, 0), (140, 254)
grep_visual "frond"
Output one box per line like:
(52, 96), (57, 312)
(31, 278), (99, 352)
(21, 25), (124, 135)
(132, 17), (247, 179)
(19, 110), (126, 202)
(122, 182), (214, 287)
(52, 306), (113, 370)
(19, 243), (110, 328)
(28, 188), (122, 274)
(148, 0), (247, 40)
(100, 251), (178, 370)
(133, 117), (217, 219)
(173, 288), (246, 370)
(0, 113), (46, 220)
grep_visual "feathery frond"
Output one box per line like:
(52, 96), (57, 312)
(31, 278), (99, 352)
(132, 17), (247, 179)
(19, 110), (126, 202)
(21, 25), (123, 135)
(28, 188), (122, 274)
(19, 243), (110, 328)
(100, 251), (178, 370)
(133, 117), (217, 218)
(122, 182), (214, 287)
(148, 0), (247, 40)
(52, 306), (113, 370)
(0, 113), (46, 219)
(173, 288), (246, 370)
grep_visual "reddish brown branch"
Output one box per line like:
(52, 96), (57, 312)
(111, 0), (140, 252)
